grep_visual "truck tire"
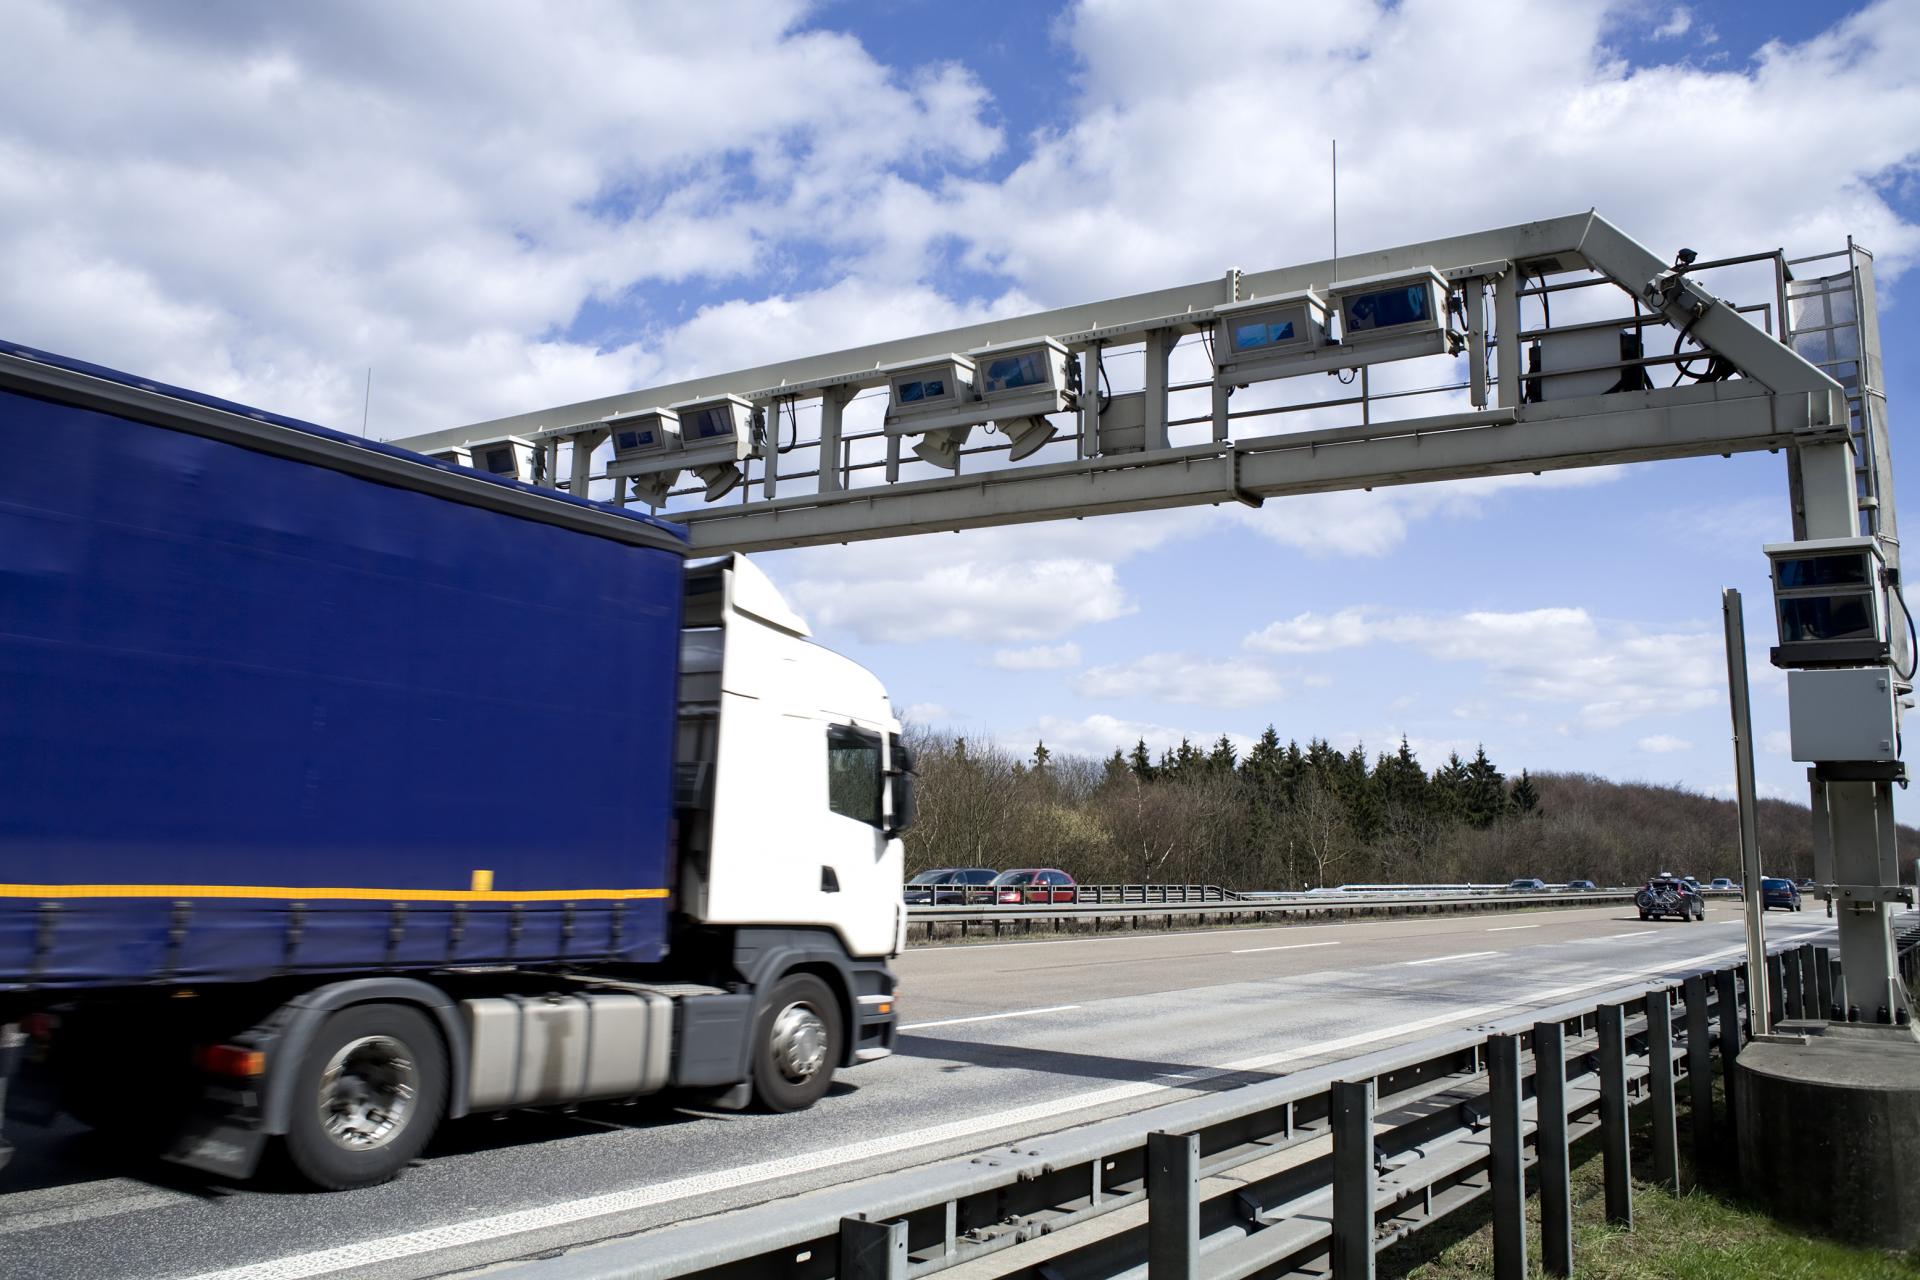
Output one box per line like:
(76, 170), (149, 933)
(750, 974), (843, 1113)
(283, 1003), (447, 1190)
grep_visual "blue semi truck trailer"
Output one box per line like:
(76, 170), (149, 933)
(0, 343), (911, 1188)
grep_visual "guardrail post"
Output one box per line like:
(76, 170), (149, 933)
(1646, 989), (1680, 1193)
(1765, 951), (1785, 1028)
(839, 1216), (907, 1280)
(1812, 944), (1833, 1017)
(1330, 1079), (1377, 1279)
(1799, 944), (1821, 1020)
(1531, 1020), (1573, 1277)
(1147, 1130), (1199, 1279)
(1528, 1020), (1574, 1280)
(1597, 1003), (1633, 1227)
(1715, 968), (1741, 1110)
(1684, 973), (1714, 1166)
(1487, 1034), (1527, 1280)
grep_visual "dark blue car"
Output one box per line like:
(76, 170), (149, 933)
(1761, 877), (1803, 912)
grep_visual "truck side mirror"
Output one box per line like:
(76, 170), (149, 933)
(886, 740), (918, 836)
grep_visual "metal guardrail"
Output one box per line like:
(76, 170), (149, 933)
(906, 888), (1741, 942)
(496, 927), (1907, 1280)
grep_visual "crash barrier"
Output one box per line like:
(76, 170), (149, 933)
(494, 933), (1907, 1280)
(906, 887), (1741, 944)
(906, 884), (1241, 908)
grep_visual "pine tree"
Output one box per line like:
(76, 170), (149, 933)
(1207, 734), (1238, 774)
(1128, 738), (1155, 782)
(1032, 740), (1052, 773)
(1510, 769), (1541, 816)
(1461, 745), (1510, 829)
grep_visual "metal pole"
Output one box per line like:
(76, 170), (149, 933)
(1716, 967), (1743, 1113)
(1531, 1020), (1574, 1277)
(1723, 588), (1772, 1035)
(1647, 991), (1680, 1193)
(1487, 1034), (1528, 1280)
(1330, 1079), (1377, 1279)
(1597, 1003), (1633, 1227)
(839, 1217), (907, 1280)
(1685, 974), (1715, 1166)
(1147, 1130), (1199, 1279)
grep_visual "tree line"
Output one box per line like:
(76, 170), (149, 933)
(901, 726), (1903, 889)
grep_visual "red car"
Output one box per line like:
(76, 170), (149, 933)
(993, 868), (1077, 904)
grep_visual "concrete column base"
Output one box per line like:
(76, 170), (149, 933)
(1735, 1023), (1920, 1248)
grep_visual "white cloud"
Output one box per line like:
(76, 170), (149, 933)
(782, 557), (1132, 644)
(1246, 607), (1377, 654)
(991, 643), (1082, 671)
(1762, 729), (1793, 756)
(1247, 604), (1726, 729)
(1637, 734), (1693, 753)
(1075, 653), (1283, 708)
(902, 702), (949, 724)
(1652, 7), (1692, 40)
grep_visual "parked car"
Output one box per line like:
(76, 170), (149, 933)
(1797, 877), (1817, 891)
(1710, 877), (1737, 891)
(1563, 879), (1598, 892)
(992, 868), (1077, 904)
(903, 867), (999, 905)
(1761, 876), (1804, 913)
(1636, 874), (1705, 922)
(1507, 878), (1547, 892)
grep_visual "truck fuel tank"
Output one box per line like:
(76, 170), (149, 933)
(462, 991), (672, 1110)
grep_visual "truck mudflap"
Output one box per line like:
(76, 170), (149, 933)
(0, 1023), (22, 1170)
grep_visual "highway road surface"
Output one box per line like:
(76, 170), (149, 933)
(0, 903), (1847, 1280)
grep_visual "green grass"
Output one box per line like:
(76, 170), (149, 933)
(1385, 1075), (1920, 1280)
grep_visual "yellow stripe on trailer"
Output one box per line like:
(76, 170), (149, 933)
(0, 884), (669, 902)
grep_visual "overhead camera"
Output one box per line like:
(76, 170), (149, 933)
(598, 395), (760, 505)
(882, 338), (1078, 469)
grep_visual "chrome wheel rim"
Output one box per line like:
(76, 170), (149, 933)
(769, 1001), (828, 1084)
(318, 1034), (416, 1151)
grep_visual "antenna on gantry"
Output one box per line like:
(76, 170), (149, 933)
(1330, 139), (1339, 287)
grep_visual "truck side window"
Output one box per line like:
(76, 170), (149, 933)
(826, 725), (884, 827)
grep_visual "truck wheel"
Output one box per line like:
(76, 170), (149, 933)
(283, 1003), (446, 1190)
(750, 974), (843, 1113)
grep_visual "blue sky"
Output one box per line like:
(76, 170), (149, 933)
(3, 0), (1918, 811)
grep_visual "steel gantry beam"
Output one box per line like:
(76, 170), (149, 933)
(390, 211), (1854, 555)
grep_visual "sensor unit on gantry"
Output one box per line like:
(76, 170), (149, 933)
(1329, 268), (1453, 347)
(599, 407), (684, 505)
(882, 354), (978, 469)
(1210, 291), (1329, 383)
(434, 437), (541, 484)
(967, 336), (1077, 460)
(1765, 536), (1897, 668)
(668, 394), (758, 500)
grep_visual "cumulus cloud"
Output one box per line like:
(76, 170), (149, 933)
(1246, 605), (1730, 729)
(991, 643), (1082, 671)
(783, 557), (1132, 644)
(1075, 653), (1284, 708)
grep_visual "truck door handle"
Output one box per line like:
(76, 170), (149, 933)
(821, 867), (840, 892)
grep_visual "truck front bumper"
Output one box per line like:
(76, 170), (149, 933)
(853, 992), (897, 1062)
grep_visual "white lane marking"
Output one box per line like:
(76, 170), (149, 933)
(1486, 924), (1539, 932)
(1232, 941), (1342, 955)
(0, 1179), (194, 1236)
(1609, 930), (1658, 939)
(178, 941), (1753, 1280)
(898, 1004), (1079, 1031)
(1405, 950), (1500, 966)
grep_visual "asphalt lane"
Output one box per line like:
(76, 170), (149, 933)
(0, 903), (1846, 1280)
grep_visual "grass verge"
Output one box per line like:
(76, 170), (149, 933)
(1383, 1073), (1920, 1280)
